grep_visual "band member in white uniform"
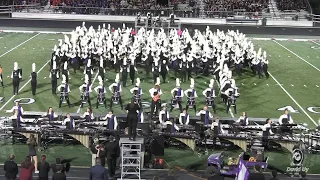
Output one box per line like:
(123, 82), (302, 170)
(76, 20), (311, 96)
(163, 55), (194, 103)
(42, 107), (58, 122)
(79, 74), (92, 108)
(6, 101), (24, 127)
(278, 109), (294, 125)
(130, 78), (143, 107)
(179, 109), (190, 125)
(81, 108), (94, 122)
(202, 79), (216, 114)
(63, 113), (75, 129)
(236, 112), (249, 126)
(196, 106), (213, 125)
(94, 75), (107, 109)
(160, 105), (179, 132)
(262, 118), (274, 147)
(184, 78), (197, 113)
(170, 78), (183, 113)
(102, 110), (118, 130)
(108, 73), (123, 109)
(149, 77), (162, 117)
(57, 75), (72, 108)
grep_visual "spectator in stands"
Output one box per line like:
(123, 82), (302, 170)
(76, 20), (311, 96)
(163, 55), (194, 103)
(248, 165), (265, 180)
(52, 164), (66, 180)
(164, 168), (177, 180)
(27, 134), (39, 173)
(299, 171), (308, 180)
(19, 156), (35, 180)
(38, 155), (51, 180)
(4, 154), (18, 180)
(89, 157), (108, 180)
(268, 170), (279, 180)
(96, 144), (106, 167)
(51, 158), (66, 174)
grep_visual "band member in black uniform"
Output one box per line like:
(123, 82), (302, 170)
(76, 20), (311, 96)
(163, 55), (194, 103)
(49, 61), (59, 95)
(202, 79), (216, 114)
(160, 60), (169, 83)
(149, 78), (162, 118)
(130, 78), (143, 108)
(109, 73), (123, 110)
(262, 51), (269, 79)
(0, 64), (4, 87)
(170, 78), (183, 113)
(57, 75), (72, 108)
(62, 61), (70, 83)
(11, 62), (22, 95)
(79, 74), (92, 108)
(125, 98), (141, 141)
(94, 76), (107, 109)
(184, 78), (197, 113)
(129, 54), (137, 85)
(30, 63), (37, 96)
(225, 85), (239, 114)
(81, 108), (94, 122)
(120, 58), (129, 87)
(98, 57), (105, 81)
(152, 59), (160, 84)
(179, 58), (188, 83)
(84, 59), (93, 84)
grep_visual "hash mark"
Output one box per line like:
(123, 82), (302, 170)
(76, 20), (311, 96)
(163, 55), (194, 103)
(317, 57), (319, 59)
(241, 83), (244, 85)
(307, 56), (310, 58)
(288, 56), (290, 57)
(304, 85), (307, 87)
(254, 83), (256, 85)
(316, 85), (319, 88)
(4, 47), (6, 48)
(291, 84), (294, 86)
(0, 37), (3, 39)
(23, 48), (25, 49)
(33, 48), (35, 49)
(266, 84), (269, 86)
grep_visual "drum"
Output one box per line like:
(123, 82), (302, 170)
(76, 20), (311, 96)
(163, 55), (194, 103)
(112, 95), (119, 104)
(98, 93), (105, 104)
(206, 97), (214, 107)
(187, 98), (195, 106)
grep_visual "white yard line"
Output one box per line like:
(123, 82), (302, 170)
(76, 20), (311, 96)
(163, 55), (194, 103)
(76, 71), (99, 113)
(311, 40), (320, 46)
(0, 33), (40, 58)
(0, 60), (50, 111)
(273, 40), (320, 72)
(268, 72), (317, 126)
(215, 80), (235, 118)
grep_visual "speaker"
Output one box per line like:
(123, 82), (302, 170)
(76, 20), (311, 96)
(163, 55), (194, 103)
(151, 136), (164, 156)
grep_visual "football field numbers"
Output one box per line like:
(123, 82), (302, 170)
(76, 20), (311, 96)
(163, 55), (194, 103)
(278, 105), (320, 114)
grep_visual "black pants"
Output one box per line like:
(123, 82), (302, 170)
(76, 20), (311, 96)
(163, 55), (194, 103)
(226, 104), (237, 114)
(110, 96), (123, 110)
(100, 157), (106, 167)
(59, 96), (71, 108)
(153, 73), (159, 84)
(13, 78), (20, 95)
(235, 64), (242, 77)
(180, 70), (187, 83)
(96, 97), (107, 108)
(0, 74), (3, 87)
(130, 71), (135, 85)
(186, 103), (197, 113)
(51, 80), (57, 94)
(107, 157), (117, 177)
(170, 101), (182, 113)
(187, 69), (192, 80)
(81, 96), (91, 108)
(31, 80), (37, 95)
(161, 71), (167, 83)
(263, 65), (269, 79)
(122, 72), (127, 87)
(127, 116), (138, 139)
(207, 100), (217, 114)
(150, 100), (160, 117)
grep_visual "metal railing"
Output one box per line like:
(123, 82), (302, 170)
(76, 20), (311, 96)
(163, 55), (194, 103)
(304, 0), (313, 14)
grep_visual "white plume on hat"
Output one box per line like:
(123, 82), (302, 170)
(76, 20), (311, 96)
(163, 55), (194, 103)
(53, 45), (57, 51)
(98, 75), (103, 85)
(100, 57), (103, 67)
(136, 78), (140, 86)
(64, 61), (68, 70)
(62, 74), (66, 84)
(84, 74), (89, 83)
(263, 51), (267, 59)
(190, 78), (195, 88)
(155, 77), (160, 86)
(87, 59), (91, 67)
(14, 62), (18, 71)
(176, 78), (180, 87)
(52, 61), (56, 69)
(209, 79), (214, 88)
(115, 73), (120, 83)
(32, 63), (36, 72)
(228, 71), (232, 79)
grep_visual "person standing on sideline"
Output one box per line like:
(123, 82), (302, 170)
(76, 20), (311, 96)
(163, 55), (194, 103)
(19, 156), (34, 180)
(27, 134), (39, 173)
(11, 62), (22, 95)
(89, 158), (108, 180)
(4, 154), (18, 180)
(0, 64), (4, 87)
(30, 63), (37, 95)
(125, 98), (140, 141)
(105, 136), (120, 178)
(37, 155), (50, 180)
(52, 165), (66, 180)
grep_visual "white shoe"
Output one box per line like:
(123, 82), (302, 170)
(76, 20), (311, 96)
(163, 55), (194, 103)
(35, 170), (39, 173)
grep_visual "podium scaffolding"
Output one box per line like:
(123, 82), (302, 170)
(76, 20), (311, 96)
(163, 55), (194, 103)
(119, 138), (144, 180)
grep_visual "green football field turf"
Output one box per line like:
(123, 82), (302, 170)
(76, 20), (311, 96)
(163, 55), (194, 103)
(0, 32), (319, 173)
(0, 32), (319, 127)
